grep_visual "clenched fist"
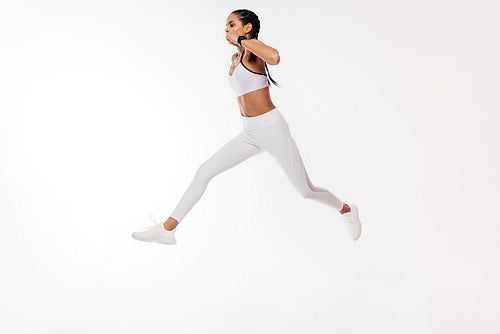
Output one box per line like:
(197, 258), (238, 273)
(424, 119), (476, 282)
(226, 30), (244, 46)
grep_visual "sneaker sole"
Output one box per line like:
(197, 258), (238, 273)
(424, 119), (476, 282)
(157, 238), (177, 245)
(350, 204), (362, 241)
(132, 234), (176, 245)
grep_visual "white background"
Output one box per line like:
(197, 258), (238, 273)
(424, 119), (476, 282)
(1, 1), (499, 333)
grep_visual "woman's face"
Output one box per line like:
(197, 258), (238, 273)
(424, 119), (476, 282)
(225, 14), (249, 44)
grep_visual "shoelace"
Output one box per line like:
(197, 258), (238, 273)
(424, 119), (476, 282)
(135, 214), (161, 232)
(149, 214), (159, 226)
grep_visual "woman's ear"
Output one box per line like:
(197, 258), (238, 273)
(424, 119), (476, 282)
(244, 23), (252, 34)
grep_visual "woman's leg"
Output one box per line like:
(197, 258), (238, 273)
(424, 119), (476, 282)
(168, 131), (262, 224)
(262, 120), (344, 211)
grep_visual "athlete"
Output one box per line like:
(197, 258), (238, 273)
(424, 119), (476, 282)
(132, 9), (362, 245)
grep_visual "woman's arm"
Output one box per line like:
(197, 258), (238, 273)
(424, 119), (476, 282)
(240, 39), (280, 65)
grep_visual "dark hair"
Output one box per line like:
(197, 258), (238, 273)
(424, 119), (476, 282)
(231, 9), (281, 88)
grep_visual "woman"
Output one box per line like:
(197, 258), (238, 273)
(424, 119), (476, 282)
(132, 9), (362, 245)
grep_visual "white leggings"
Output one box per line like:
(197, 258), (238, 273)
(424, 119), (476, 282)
(169, 108), (344, 222)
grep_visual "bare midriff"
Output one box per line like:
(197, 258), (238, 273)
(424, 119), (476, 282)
(237, 86), (276, 117)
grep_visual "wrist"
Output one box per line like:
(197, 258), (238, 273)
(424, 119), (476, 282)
(237, 35), (248, 47)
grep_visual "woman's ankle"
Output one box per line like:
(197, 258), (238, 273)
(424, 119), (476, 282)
(340, 204), (351, 215)
(163, 217), (179, 231)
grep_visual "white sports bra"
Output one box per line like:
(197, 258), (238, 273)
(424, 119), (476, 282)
(228, 49), (270, 97)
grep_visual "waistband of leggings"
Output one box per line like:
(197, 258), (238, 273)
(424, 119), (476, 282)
(241, 108), (284, 130)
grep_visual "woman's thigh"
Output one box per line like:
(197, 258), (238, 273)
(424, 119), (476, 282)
(197, 131), (263, 180)
(257, 120), (315, 196)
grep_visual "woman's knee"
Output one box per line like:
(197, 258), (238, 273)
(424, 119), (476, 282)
(297, 184), (316, 199)
(195, 161), (217, 181)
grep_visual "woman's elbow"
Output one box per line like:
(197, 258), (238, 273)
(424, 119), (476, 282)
(269, 52), (280, 65)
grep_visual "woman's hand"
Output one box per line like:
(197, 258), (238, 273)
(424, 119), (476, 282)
(226, 30), (242, 46)
(226, 37), (239, 47)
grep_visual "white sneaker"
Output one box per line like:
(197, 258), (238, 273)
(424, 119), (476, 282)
(342, 203), (362, 241)
(131, 214), (177, 245)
